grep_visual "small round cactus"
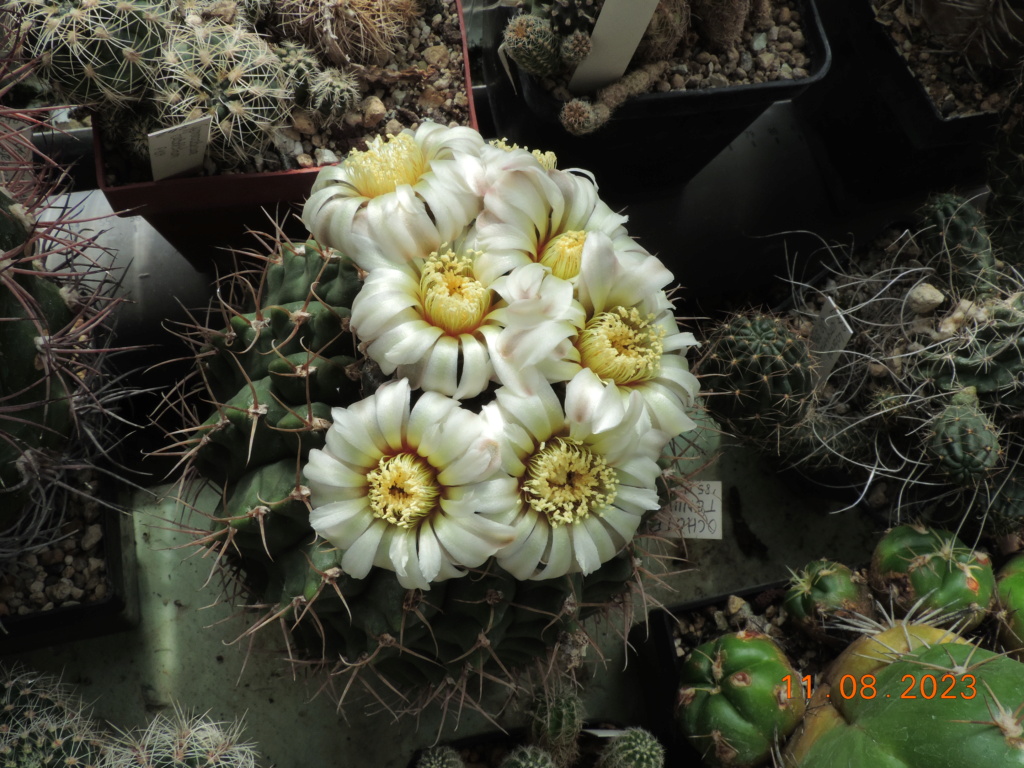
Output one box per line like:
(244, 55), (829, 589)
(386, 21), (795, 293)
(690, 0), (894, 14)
(101, 707), (260, 768)
(925, 387), (1002, 486)
(416, 746), (465, 768)
(547, 0), (604, 36)
(529, 688), (584, 768)
(784, 559), (874, 640)
(275, 0), (420, 66)
(499, 746), (557, 768)
(503, 14), (563, 78)
(595, 728), (664, 768)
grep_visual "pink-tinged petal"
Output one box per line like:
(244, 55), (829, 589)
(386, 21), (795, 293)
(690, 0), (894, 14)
(635, 380), (696, 436)
(406, 390), (458, 449)
(420, 407), (482, 467)
(497, 513), (551, 580)
(437, 437), (500, 486)
(389, 532), (430, 590)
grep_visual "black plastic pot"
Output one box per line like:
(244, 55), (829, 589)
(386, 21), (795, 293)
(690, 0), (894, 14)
(481, 0), (832, 209)
(0, 503), (139, 654)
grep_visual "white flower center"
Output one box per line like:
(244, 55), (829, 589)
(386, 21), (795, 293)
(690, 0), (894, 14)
(578, 306), (665, 384)
(346, 133), (427, 198)
(540, 230), (586, 280)
(367, 452), (440, 528)
(419, 249), (491, 335)
(523, 437), (618, 526)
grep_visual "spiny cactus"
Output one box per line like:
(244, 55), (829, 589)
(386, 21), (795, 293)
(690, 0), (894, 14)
(784, 559), (874, 641)
(154, 21), (291, 168)
(274, 0), (420, 67)
(869, 523), (995, 630)
(633, 0), (690, 63)
(558, 61), (669, 135)
(10, 0), (169, 107)
(503, 13), (563, 78)
(594, 728), (664, 768)
(0, 664), (107, 768)
(415, 746), (465, 768)
(689, 0), (751, 53)
(546, 0), (604, 36)
(529, 687), (584, 768)
(500, 746), (557, 768)
(101, 707), (260, 768)
(917, 193), (999, 292)
(925, 387), (1002, 486)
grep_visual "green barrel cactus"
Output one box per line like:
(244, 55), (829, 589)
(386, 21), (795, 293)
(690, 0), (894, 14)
(530, 688), (584, 768)
(101, 708), (259, 768)
(699, 312), (815, 432)
(868, 523), (995, 630)
(0, 664), (107, 768)
(786, 632), (1024, 767)
(996, 553), (1024, 660)
(595, 728), (665, 768)
(154, 21), (291, 168)
(925, 387), (1002, 486)
(783, 559), (873, 641)
(502, 14), (563, 78)
(500, 746), (557, 768)
(675, 630), (806, 768)
(416, 746), (465, 768)
(918, 193), (998, 291)
(12, 0), (168, 107)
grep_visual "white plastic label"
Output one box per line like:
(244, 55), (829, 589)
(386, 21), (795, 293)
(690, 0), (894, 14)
(148, 116), (212, 181)
(659, 480), (723, 540)
(568, 0), (659, 94)
(808, 296), (853, 387)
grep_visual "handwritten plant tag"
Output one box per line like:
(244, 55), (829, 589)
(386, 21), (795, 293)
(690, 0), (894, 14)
(650, 480), (723, 540)
(148, 116), (212, 181)
(568, 0), (659, 94)
(808, 296), (854, 387)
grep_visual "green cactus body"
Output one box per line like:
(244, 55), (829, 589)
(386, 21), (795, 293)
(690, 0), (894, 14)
(911, 294), (1024, 407)
(500, 746), (557, 768)
(156, 21), (291, 168)
(102, 708), (259, 768)
(530, 688), (584, 768)
(926, 387), (1002, 486)
(996, 553), (1024, 660)
(675, 630), (806, 768)
(699, 312), (814, 432)
(869, 524), (995, 630)
(595, 728), (665, 768)
(273, 39), (323, 104)
(984, 464), (1024, 538)
(17, 0), (168, 106)
(503, 14), (563, 78)
(788, 641), (1024, 768)
(0, 665), (106, 768)
(416, 746), (465, 768)
(304, 67), (361, 123)
(919, 193), (998, 290)
(783, 559), (873, 640)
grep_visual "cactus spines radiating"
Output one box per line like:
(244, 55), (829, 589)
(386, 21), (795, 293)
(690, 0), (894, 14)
(274, 0), (420, 67)
(675, 631), (805, 768)
(499, 746), (558, 768)
(557, 61), (669, 134)
(869, 523), (996, 630)
(416, 746), (466, 768)
(595, 728), (665, 768)
(0, 664), (106, 768)
(690, 0), (751, 53)
(155, 22), (291, 168)
(503, 14), (562, 78)
(559, 30), (592, 67)
(784, 559), (873, 641)
(633, 0), (690, 63)
(918, 193), (998, 291)
(926, 387), (1002, 485)
(101, 707), (259, 768)
(530, 688), (584, 768)
(14, 0), (169, 107)
(699, 311), (814, 431)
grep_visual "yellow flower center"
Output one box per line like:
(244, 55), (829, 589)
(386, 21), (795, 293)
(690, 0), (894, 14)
(367, 452), (440, 528)
(488, 138), (558, 170)
(523, 437), (618, 526)
(346, 133), (428, 199)
(539, 230), (587, 280)
(420, 249), (491, 335)
(578, 306), (665, 384)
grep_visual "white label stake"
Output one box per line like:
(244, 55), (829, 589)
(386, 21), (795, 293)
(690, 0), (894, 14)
(148, 116), (213, 181)
(568, 0), (659, 94)
(655, 480), (723, 540)
(808, 297), (854, 388)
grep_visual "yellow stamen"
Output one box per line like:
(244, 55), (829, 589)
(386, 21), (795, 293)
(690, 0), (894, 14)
(523, 437), (618, 526)
(346, 133), (428, 199)
(420, 249), (491, 335)
(539, 230), (587, 279)
(488, 138), (558, 170)
(367, 452), (439, 528)
(578, 306), (665, 384)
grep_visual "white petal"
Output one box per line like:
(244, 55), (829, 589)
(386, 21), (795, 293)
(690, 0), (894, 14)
(417, 525), (444, 583)
(372, 379), (411, 452)
(535, 523), (573, 579)
(339, 518), (387, 579)
(497, 513), (550, 580)
(570, 524), (601, 575)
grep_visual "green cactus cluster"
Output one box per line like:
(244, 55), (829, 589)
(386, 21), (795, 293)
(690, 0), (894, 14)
(783, 558), (873, 642)
(102, 707), (259, 768)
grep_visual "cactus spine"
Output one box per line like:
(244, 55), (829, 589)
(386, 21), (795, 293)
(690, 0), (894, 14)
(101, 708), (259, 768)
(595, 728), (665, 768)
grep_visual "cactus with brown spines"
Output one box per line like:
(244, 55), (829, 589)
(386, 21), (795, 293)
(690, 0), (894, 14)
(558, 61), (669, 135)
(689, 0), (751, 53)
(503, 13), (563, 78)
(632, 0), (690, 63)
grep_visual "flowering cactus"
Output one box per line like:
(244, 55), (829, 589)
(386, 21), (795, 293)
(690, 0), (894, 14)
(171, 122), (703, 718)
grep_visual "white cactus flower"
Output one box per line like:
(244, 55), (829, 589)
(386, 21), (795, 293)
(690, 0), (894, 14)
(482, 369), (664, 581)
(468, 166), (645, 285)
(301, 122), (486, 276)
(303, 379), (518, 590)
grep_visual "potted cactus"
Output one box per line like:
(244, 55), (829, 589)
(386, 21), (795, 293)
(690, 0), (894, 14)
(480, 0), (832, 205)
(4, 0), (479, 268)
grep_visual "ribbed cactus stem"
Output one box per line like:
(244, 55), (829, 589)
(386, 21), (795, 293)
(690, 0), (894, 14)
(595, 728), (665, 768)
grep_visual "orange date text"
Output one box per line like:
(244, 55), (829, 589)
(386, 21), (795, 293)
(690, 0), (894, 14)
(782, 673), (977, 700)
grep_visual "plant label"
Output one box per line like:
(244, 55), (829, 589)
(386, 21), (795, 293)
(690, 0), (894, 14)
(148, 116), (212, 181)
(808, 296), (853, 387)
(568, 0), (659, 94)
(654, 480), (723, 540)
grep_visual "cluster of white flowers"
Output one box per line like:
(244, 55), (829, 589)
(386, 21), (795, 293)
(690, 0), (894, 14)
(300, 121), (700, 591)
